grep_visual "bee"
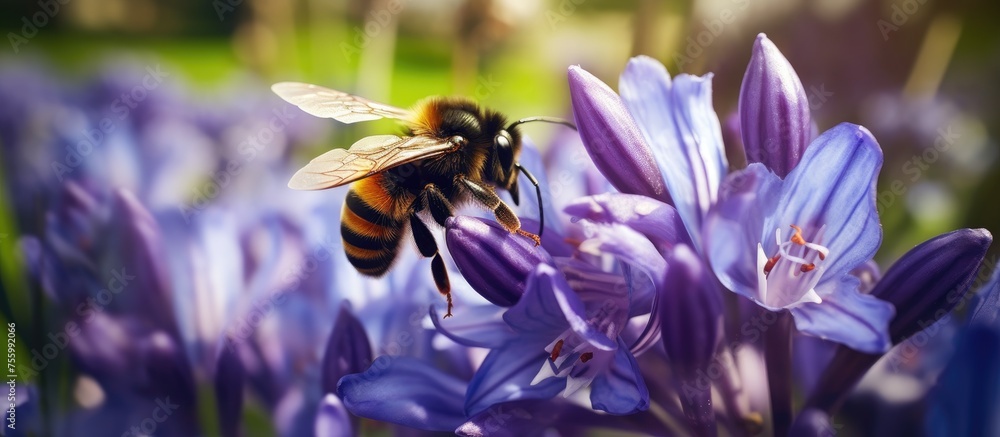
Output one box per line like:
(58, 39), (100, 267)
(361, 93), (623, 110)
(271, 82), (574, 317)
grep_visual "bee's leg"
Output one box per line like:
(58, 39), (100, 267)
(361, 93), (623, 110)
(412, 186), (454, 317)
(421, 183), (456, 227)
(455, 175), (540, 246)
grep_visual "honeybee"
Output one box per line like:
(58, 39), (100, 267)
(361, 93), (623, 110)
(272, 82), (573, 317)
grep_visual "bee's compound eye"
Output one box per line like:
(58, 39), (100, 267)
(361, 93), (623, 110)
(448, 136), (467, 147)
(494, 131), (514, 170)
(494, 132), (511, 150)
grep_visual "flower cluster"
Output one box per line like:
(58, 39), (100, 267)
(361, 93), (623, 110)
(332, 34), (994, 436)
(2, 34), (996, 436)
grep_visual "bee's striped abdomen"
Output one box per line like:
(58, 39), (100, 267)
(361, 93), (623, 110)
(341, 177), (405, 277)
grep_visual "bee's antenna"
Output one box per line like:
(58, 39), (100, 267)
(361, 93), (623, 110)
(508, 116), (577, 131)
(515, 163), (544, 239)
(507, 116), (573, 240)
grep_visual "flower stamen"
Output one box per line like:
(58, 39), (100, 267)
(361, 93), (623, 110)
(764, 224), (830, 276)
(580, 352), (594, 363)
(763, 254), (781, 275)
(550, 339), (564, 362)
(790, 225), (807, 245)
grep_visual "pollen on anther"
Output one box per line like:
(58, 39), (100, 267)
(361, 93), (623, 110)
(550, 339), (564, 362)
(580, 352), (594, 363)
(763, 254), (781, 276)
(790, 225), (807, 245)
(800, 263), (816, 273)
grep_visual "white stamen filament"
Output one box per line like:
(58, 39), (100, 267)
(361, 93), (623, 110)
(767, 225), (830, 274)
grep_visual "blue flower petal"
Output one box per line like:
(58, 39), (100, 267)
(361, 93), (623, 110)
(557, 258), (632, 327)
(577, 224), (667, 292)
(589, 338), (649, 415)
(504, 264), (616, 351)
(431, 304), (516, 349)
(314, 394), (352, 437)
(704, 163), (782, 301)
(766, 123), (883, 281)
(563, 193), (691, 249)
(789, 275), (894, 354)
(338, 356), (467, 431)
(620, 56), (728, 248)
(321, 303), (372, 395)
(465, 341), (566, 417)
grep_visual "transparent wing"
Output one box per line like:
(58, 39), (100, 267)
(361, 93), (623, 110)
(271, 82), (412, 124)
(288, 135), (458, 190)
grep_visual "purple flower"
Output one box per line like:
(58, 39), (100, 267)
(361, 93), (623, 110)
(705, 124), (895, 353)
(568, 65), (670, 204)
(465, 264), (646, 415)
(804, 228), (992, 413)
(659, 245), (723, 434)
(570, 51), (896, 435)
(572, 55), (893, 354)
(739, 33), (814, 177)
(618, 56), (728, 248)
(441, 217), (648, 416)
(873, 228), (992, 343)
(338, 356), (469, 431)
(445, 216), (552, 306)
(321, 303), (373, 396)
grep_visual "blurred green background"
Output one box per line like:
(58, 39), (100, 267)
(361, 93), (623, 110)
(3, 0), (999, 262)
